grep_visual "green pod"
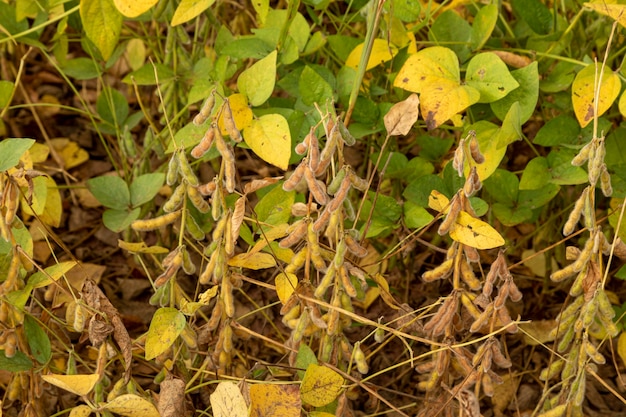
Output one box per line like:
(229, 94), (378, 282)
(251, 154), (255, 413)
(337, 118), (356, 146)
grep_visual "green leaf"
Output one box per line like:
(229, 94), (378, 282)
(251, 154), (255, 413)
(429, 10), (472, 63)
(471, 4), (498, 50)
(103, 208), (140, 232)
(0, 138), (35, 172)
(130, 173), (165, 207)
(168, 121), (221, 154)
(80, 0), (123, 60)
(404, 202), (434, 230)
(6, 288), (31, 311)
(0, 80), (14, 109)
(547, 148), (588, 185)
(243, 113), (291, 170)
(24, 315), (51, 365)
(327, 35), (362, 63)
(492, 203), (533, 226)
(519, 157), (551, 190)
(302, 31), (326, 56)
(512, 0), (553, 35)
(87, 176), (131, 210)
(0, 2), (29, 39)
(466, 53), (519, 103)
(483, 169), (519, 205)
(171, 0), (216, 26)
(145, 307), (186, 360)
(491, 62), (539, 124)
(221, 37), (274, 60)
(123, 63), (175, 85)
(97, 87), (129, 127)
(360, 192), (402, 238)
(540, 61), (577, 93)
(519, 183), (560, 209)
(390, 0), (421, 22)
(404, 174), (446, 207)
(494, 101), (522, 149)
(533, 115), (580, 146)
(299, 65), (334, 107)
(0, 350), (32, 372)
(255, 185), (295, 227)
(60, 57), (101, 80)
(295, 343), (318, 380)
(238, 50), (277, 107)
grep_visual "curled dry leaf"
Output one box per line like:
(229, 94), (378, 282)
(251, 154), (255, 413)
(384, 93), (420, 136)
(82, 279), (133, 382)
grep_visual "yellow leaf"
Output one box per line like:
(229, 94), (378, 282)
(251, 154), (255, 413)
(428, 190), (450, 213)
(250, 384), (301, 417)
(249, 223), (289, 254)
(42, 374), (99, 396)
(28, 261), (78, 288)
(145, 307), (186, 360)
(243, 113), (292, 170)
(618, 333), (626, 369)
(310, 413), (336, 417)
(300, 364), (344, 407)
(113, 0), (158, 17)
(228, 252), (277, 269)
(464, 122), (508, 181)
(80, 0), (122, 60)
(28, 143), (50, 163)
(218, 93), (253, 136)
(238, 50), (277, 106)
(276, 272), (298, 304)
(619, 90), (626, 118)
(171, 0), (216, 26)
(103, 394), (160, 417)
(609, 198), (626, 242)
(345, 39), (397, 71)
(210, 382), (248, 417)
(69, 405), (92, 417)
(125, 39), (146, 72)
(585, 1), (626, 28)
(39, 176), (62, 227)
(449, 211), (505, 250)
(394, 46), (479, 130)
(519, 320), (557, 346)
(572, 63), (621, 128)
(50, 138), (89, 169)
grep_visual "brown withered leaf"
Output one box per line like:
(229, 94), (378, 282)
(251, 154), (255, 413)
(158, 377), (186, 417)
(88, 316), (114, 346)
(384, 93), (419, 136)
(82, 279), (133, 382)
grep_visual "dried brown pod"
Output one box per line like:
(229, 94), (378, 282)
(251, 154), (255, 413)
(193, 92), (216, 126)
(191, 127), (216, 158)
(304, 166), (329, 205)
(279, 219), (307, 248)
(282, 163), (306, 191)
